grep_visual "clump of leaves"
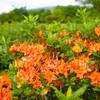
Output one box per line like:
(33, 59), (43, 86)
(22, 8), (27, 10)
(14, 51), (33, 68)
(51, 85), (88, 100)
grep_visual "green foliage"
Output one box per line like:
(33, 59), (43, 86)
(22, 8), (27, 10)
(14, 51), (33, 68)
(0, 7), (28, 23)
(0, 5), (100, 23)
(51, 85), (87, 100)
(21, 14), (39, 39)
(0, 36), (14, 69)
(76, 8), (89, 23)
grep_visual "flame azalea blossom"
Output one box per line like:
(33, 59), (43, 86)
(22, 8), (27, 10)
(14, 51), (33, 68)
(85, 72), (100, 86)
(11, 43), (45, 89)
(70, 63), (88, 79)
(10, 43), (30, 54)
(55, 59), (68, 77)
(10, 43), (45, 55)
(43, 70), (57, 83)
(74, 38), (87, 48)
(69, 55), (90, 79)
(95, 27), (100, 36)
(87, 42), (100, 55)
(72, 45), (83, 53)
(59, 31), (68, 37)
(43, 58), (57, 71)
(42, 59), (68, 77)
(32, 79), (43, 89)
(0, 74), (12, 100)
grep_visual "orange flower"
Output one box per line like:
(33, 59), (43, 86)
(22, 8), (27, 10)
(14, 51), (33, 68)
(72, 45), (83, 53)
(10, 43), (29, 54)
(59, 31), (68, 37)
(74, 38), (86, 47)
(87, 42), (100, 55)
(69, 55), (89, 79)
(66, 39), (73, 44)
(76, 67), (88, 79)
(10, 44), (18, 53)
(70, 63), (88, 79)
(78, 54), (90, 64)
(43, 70), (57, 83)
(43, 59), (57, 71)
(17, 68), (40, 87)
(32, 80), (43, 89)
(95, 27), (100, 36)
(85, 72), (100, 85)
(0, 74), (12, 100)
(55, 59), (68, 77)
(72, 32), (81, 38)
(10, 43), (45, 55)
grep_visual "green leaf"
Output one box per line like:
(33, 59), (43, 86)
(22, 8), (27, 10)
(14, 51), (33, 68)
(66, 86), (72, 98)
(47, 33), (56, 45)
(41, 88), (49, 95)
(93, 87), (100, 93)
(67, 95), (83, 100)
(73, 85), (87, 97)
(88, 61), (95, 66)
(51, 86), (66, 100)
(2, 36), (6, 44)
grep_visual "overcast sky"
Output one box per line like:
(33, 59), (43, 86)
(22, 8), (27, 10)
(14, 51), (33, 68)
(0, 0), (80, 13)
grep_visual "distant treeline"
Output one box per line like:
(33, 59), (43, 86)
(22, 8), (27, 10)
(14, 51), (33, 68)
(0, 6), (100, 23)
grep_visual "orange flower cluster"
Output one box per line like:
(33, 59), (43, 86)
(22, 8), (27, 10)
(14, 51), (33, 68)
(70, 30), (100, 85)
(0, 74), (12, 100)
(71, 35), (86, 53)
(42, 59), (68, 83)
(59, 31), (68, 37)
(10, 43), (45, 56)
(70, 32), (100, 55)
(10, 43), (68, 88)
(72, 45), (83, 53)
(10, 41), (100, 88)
(10, 28), (100, 88)
(69, 55), (90, 79)
(10, 43), (45, 89)
(87, 42), (100, 55)
(85, 72), (100, 85)
(95, 27), (100, 36)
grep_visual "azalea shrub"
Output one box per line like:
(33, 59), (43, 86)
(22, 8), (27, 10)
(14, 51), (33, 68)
(0, 13), (100, 99)
(0, 26), (99, 100)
